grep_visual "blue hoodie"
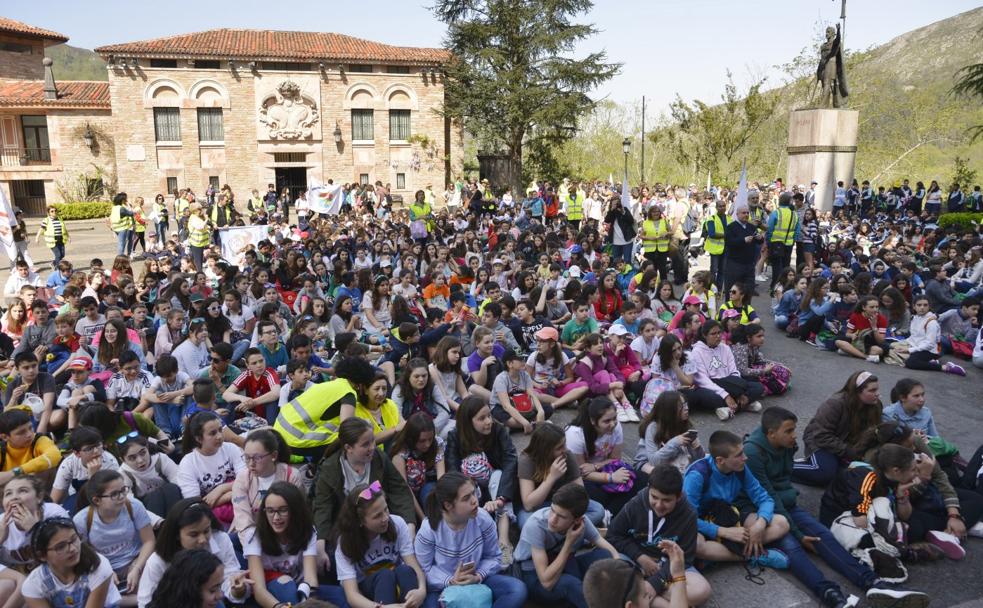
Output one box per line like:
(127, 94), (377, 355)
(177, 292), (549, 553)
(683, 455), (775, 540)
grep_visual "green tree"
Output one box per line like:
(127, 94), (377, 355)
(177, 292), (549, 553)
(659, 71), (778, 184)
(434, 0), (619, 192)
(951, 30), (983, 142)
(951, 156), (978, 188)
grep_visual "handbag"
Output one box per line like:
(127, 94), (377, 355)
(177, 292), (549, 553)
(950, 339), (973, 360)
(598, 460), (635, 493)
(439, 583), (493, 608)
(510, 393), (534, 418)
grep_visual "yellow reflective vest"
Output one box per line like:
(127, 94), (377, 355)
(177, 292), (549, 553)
(641, 218), (671, 253)
(110, 205), (133, 233)
(565, 191), (584, 220)
(353, 399), (401, 451)
(770, 207), (798, 246)
(274, 378), (357, 449)
(39, 217), (68, 248)
(188, 215), (211, 248)
(703, 214), (727, 255)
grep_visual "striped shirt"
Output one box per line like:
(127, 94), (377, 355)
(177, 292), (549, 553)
(414, 509), (502, 589)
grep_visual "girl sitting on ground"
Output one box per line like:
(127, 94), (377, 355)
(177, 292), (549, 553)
(687, 320), (765, 421)
(634, 390), (705, 475)
(333, 483), (428, 608)
(176, 411), (245, 526)
(729, 324), (792, 396)
(835, 295), (891, 363)
(118, 434), (182, 519)
(525, 326), (589, 410)
(391, 413), (446, 522)
(230, 429), (305, 547)
(572, 333), (636, 423)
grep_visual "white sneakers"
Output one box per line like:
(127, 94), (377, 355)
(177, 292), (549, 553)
(969, 522), (983, 538)
(866, 355), (880, 363)
(616, 402), (639, 423)
(716, 407), (735, 421)
(747, 401), (763, 412)
(925, 530), (965, 560)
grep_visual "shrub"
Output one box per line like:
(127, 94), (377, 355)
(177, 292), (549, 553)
(52, 202), (112, 220)
(937, 212), (983, 231)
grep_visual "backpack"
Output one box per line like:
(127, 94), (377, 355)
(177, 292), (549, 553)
(685, 457), (745, 497)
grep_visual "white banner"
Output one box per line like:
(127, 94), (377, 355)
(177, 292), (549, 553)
(220, 225), (268, 267)
(307, 181), (343, 215)
(0, 187), (18, 262)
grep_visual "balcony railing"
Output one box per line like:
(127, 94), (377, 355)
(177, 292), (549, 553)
(0, 146), (51, 167)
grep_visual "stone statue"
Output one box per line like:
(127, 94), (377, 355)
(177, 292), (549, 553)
(816, 23), (848, 108)
(259, 80), (319, 140)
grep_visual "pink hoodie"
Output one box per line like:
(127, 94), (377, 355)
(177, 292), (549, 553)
(689, 340), (739, 399)
(572, 345), (625, 395)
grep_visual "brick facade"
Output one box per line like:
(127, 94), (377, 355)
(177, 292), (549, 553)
(0, 33), (45, 81)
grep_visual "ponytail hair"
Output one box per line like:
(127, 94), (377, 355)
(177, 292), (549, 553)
(424, 471), (473, 531)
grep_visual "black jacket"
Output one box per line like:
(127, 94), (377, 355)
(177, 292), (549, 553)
(604, 206), (637, 243)
(445, 423), (518, 503)
(607, 490), (698, 566)
(723, 220), (760, 263)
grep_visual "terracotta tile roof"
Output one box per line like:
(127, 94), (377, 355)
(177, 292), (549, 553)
(95, 29), (449, 65)
(0, 80), (110, 109)
(0, 17), (68, 43)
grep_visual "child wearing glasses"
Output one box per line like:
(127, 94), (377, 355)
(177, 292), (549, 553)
(73, 470), (155, 603)
(231, 429), (305, 546)
(244, 482), (328, 608)
(333, 482), (427, 608)
(21, 517), (121, 608)
(50, 426), (120, 512)
(118, 434), (181, 519)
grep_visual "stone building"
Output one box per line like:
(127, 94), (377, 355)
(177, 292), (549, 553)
(95, 28), (461, 204)
(0, 17), (113, 214)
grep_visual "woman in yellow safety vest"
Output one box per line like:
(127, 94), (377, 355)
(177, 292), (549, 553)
(109, 192), (135, 257)
(273, 357), (378, 460)
(36, 205), (69, 264)
(132, 195), (149, 256)
(187, 202), (211, 271)
(640, 205), (672, 284)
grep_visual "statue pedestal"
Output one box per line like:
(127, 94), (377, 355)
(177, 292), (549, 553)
(786, 108), (858, 212)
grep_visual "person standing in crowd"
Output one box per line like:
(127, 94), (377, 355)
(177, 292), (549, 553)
(109, 192), (136, 257)
(723, 204), (762, 295)
(766, 192), (799, 291)
(35, 206), (68, 266)
(703, 198), (728, 291)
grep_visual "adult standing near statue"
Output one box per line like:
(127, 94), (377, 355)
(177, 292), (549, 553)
(766, 192), (800, 290)
(108, 192), (135, 256)
(723, 204), (762, 296)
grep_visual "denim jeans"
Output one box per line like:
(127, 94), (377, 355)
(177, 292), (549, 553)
(517, 499), (606, 529)
(266, 580), (349, 606)
(421, 574), (528, 608)
(611, 243), (633, 264)
(520, 548), (611, 608)
(154, 402), (186, 440)
(791, 449), (840, 487)
(231, 338), (250, 365)
(777, 506), (876, 598)
(358, 564), (419, 604)
(51, 244), (65, 265)
(116, 230), (130, 255)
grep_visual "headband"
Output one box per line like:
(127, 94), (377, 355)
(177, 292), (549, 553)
(855, 371), (873, 388)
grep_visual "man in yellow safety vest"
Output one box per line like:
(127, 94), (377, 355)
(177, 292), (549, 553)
(703, 198), (729, 291)
(563, 180), (586, 230)
(766, 192), (800, 290)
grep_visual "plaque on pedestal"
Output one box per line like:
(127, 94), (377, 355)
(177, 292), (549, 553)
(786, 108), (858, 212)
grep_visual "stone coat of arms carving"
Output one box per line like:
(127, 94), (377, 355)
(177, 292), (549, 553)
(259, 80), (319, 140)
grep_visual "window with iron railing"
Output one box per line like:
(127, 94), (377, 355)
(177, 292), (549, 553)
(352, 109), (374, 141)
(20, 115), (50, 162)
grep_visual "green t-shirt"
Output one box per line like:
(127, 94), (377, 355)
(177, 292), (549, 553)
(561, 317), (599, 345)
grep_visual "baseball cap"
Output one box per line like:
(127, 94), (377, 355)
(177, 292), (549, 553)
(608, 325), (630, 336)
(721, 308), (741, 319)
(492, 258), (504, 266)
(67, 356), (93, 371)
(534, 327), (559, 342)
(567, 265), (582, 278)
(683, 295), (703, 305)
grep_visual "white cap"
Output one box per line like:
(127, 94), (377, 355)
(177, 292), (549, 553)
(608, 324), (630, 336)
(567, 265), (582, 278)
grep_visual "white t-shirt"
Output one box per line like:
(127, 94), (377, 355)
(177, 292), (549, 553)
(1, 502), (68, 566)
(53, 452), (121, 493)
(630, 335), (661, 364)
(565, 424), (623, 464)
(121, 453), (180, 498)
(525, 351), (570, 385)
(176, 443), (245, 498)
(334, 514), (414, 582)
(105, 370), (155, 402)
(22, 553), (121, 605)
(223, 305), (255, 333)
(172, 339), (211, 377)
(137, 531), (243, 608)
(243, 529), (317, 583)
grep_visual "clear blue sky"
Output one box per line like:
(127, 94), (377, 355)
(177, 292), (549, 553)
(5, 0), (979, 113)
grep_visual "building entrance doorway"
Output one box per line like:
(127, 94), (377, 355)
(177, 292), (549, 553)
(275, 167), (307, 204)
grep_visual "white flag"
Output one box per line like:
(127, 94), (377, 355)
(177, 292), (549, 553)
(220, 225), (268, 266)
(308, 181), (343, 215)
(0, 187), (18, 263)
(731, 160), (748, 220)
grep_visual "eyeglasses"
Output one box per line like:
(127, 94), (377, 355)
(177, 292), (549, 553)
(618, 558), (643, 607)
(242, 452), (271, 464)
(98, 486), (130, 501)
(264, 506), (290, 519)
(47, 534), (81, 556)
(79, 444), (102, 455)
(207, 306), (221, 312)
(358, 480), (383, 502)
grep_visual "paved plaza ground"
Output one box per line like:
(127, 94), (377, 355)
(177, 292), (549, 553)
(3, 218), (983, 607)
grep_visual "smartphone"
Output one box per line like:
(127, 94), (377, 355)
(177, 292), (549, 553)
(685, 429), (698, 440)
(461, 561), (476, 571)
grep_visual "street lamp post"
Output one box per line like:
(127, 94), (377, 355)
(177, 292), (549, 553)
(622, 137), (631, 184)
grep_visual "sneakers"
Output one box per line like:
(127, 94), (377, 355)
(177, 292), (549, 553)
(926, 529), (965, 560)
(821, 587), (849, 608)
(969, 521), (983, 538)
(716, 406), (734, 421)
(805, 338), (819, 347)
(621, 401), (640, 422)
(942, 361), (967, 376)
(499, 541), (513, 567)
(746, 400), (763, 413)
(748, 548), (788, 570)
(756, 273), (769, 282)
(866, 587), (930, 608)
(904, 542), (944, 562)
(616, 404), (630, 423)
(866, 355), (880, 363)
